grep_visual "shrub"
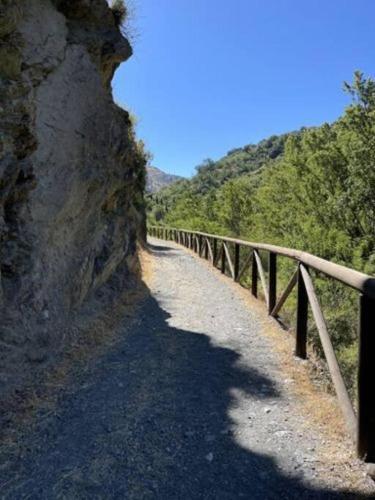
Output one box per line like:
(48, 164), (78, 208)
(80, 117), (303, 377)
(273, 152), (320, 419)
(110, 0), (128, 28)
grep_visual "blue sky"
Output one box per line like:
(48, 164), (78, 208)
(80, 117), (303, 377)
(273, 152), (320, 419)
(113, 0), (375, 177)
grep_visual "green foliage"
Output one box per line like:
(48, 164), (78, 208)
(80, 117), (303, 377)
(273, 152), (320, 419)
(189, 133), (296, 194)
(146, 129), (297, 232)
(148, 72), (375, 396)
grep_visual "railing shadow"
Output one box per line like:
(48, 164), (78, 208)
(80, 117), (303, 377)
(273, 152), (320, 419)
(0, 281), (371, 498)
(148, 242), (177, 254)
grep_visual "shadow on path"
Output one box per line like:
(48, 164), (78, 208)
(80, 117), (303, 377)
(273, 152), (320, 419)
(147, 242), (176, 254)
(0, 245), (370, 499)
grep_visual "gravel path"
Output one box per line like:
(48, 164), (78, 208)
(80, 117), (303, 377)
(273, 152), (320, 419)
(0, 238), (369, 499)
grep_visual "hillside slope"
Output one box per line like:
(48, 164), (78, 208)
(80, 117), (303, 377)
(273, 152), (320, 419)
(146, 129), (301, 224)
(187, 132), (295, 194)
(146, 166), (182, 193)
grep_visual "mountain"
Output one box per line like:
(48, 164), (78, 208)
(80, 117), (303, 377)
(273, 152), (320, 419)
(185, 130), (305, 195)
(149, 130), (302, 202)
(146, 166), (183, 193)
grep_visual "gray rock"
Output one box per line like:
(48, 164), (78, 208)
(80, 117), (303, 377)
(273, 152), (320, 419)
(0, 0), (146, 402)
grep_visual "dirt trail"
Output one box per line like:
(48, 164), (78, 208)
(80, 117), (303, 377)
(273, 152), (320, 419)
(0, 238), (373, 499)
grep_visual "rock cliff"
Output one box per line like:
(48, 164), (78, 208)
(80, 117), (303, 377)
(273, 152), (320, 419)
(146, 166), (182, 193)
(0, 0), (146, 401)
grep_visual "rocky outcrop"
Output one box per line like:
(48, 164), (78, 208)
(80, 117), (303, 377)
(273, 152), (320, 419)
(0, 0), (146, 399)
(146, 166), (182, 193)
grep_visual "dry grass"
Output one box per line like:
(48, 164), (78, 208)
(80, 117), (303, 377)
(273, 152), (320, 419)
(109, 0), (138, 43)
(110, 0), (128, 28)
(139, 245), (155, 287)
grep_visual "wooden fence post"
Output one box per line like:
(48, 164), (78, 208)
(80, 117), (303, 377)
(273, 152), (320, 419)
(358, 293), (375, 462)
(296, 264), (308, 359)
(234, 244), (240, 281)
(251, 250), (258, 297)
(213, 239), (217, 265)
(221, 244), (226, 274)
(268, 252), (277, 314)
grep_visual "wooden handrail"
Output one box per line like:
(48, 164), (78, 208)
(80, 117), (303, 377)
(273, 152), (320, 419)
(270, 269), (298, 318)
(299, 264), (357, 438)
(155, 227), (375, 299)
(253, 250), (269, 308)
(148, 225), (375, 464)
(223, 242), (235, 279)
(205, 237), (214, 263)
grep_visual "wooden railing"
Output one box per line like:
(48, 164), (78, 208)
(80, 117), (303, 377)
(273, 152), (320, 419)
(148, 225), (375, 464)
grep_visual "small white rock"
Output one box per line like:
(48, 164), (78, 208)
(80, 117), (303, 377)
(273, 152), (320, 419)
(275, 430), (289, 438)
(205, 452), (214, 462)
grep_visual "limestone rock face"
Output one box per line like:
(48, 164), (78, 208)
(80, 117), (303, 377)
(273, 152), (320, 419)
(0, 0), (146, 395)
(146, 166), (183, 193)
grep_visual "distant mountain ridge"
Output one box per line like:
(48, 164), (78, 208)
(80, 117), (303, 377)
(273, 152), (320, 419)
(184, 130), (304, 195)
(146, 166), (183, 193)
(147, 130), (303, 202)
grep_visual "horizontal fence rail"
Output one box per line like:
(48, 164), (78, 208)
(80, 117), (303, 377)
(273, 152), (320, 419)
(148, 225), (375, 464)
